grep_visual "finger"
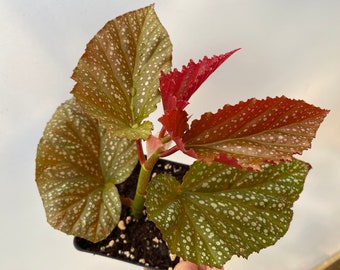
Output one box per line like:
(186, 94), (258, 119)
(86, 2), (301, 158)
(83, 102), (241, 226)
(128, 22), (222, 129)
(174, 261), (200, 270)
(174, 261), (224, 270)
(201, 266), (224, 270)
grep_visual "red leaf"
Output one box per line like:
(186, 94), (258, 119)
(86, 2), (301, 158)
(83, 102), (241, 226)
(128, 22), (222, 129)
(158, 109), (189, 139)
(181, 96), (329, 170)
(158, 110), (197, 158)
(160, 49), (240, 112)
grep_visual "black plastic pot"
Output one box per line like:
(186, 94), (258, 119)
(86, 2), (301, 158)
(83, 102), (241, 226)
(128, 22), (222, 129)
(74, 159), (189, 270)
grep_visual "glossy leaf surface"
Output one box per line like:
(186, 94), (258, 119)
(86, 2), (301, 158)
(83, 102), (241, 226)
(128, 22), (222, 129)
(146, 159), (310, 267)
(160, 49), (240, 112)
(182, 96), (329, 170)
(36, 99), (137, 242)
(71, 5), (172, 140)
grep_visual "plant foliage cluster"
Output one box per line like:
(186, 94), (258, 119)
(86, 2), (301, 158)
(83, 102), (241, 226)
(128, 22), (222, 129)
(36, 5), (329, 267)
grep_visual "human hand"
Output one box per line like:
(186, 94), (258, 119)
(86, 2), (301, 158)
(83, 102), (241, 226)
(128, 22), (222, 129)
(173, 260), (224, 270)
(143, 260), (224, 270)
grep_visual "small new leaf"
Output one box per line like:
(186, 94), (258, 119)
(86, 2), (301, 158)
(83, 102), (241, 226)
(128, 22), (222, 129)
(158, 109), (189, 139)
(182, 96), (329, 170)
(160, 49), (240, 112)
(35, 99), (137, 242)
(71, 5), (172, 140)
(146, 159), (310, 267)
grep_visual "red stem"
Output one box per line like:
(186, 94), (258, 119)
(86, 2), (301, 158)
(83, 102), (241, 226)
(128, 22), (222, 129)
(136, 139), (146, 164)
(159, 126), (167, 139)
(159, 145), (179, 157)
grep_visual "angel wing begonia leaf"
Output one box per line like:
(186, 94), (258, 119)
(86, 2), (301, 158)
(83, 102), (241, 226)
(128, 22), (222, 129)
(181, 96), (329, 170)
(35, 99), (137, 242)
(160, 49), (240, 112)
(71, 4), (172, 140)
(146, 159), (310, 267)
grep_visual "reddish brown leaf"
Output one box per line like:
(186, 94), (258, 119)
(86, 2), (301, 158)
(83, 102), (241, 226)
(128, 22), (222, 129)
(70, 5), (172, 140)
(158, 110), (197, 158)
(158, 109), (189, 138)
(160, 49), (240, 112)
(181, 96), (329, 170)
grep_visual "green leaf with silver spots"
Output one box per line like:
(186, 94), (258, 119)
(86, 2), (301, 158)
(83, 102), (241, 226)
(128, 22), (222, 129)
(71, 4), (172, 140)
(146, 159), (310, 267)
(35, 99), (137, 242)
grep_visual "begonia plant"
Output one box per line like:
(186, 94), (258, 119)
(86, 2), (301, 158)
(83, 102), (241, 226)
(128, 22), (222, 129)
(36, 5), (329, 268)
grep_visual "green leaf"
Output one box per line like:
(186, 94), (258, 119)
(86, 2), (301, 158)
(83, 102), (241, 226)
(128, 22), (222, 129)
(146, 159), (310, 267)
(35, 99), (137, 242)
(71, 4), (172, 140)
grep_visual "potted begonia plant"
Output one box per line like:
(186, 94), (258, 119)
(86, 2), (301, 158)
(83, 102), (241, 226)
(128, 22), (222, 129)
(35, 4), (329, 270)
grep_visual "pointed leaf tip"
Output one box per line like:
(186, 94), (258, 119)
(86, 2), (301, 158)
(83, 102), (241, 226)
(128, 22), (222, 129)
(71, 5), (172, 140)
(146, 159), (310, 267)
(160, 49), (240, 112)
(181, 96), (329, 170)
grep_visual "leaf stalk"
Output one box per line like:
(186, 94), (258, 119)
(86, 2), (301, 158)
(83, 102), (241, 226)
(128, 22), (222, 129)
(131, 151), (160, 219)
(136, 139), (146, 164)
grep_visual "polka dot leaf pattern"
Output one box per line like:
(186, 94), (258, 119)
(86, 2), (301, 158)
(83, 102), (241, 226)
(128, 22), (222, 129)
(34, 5), (330, 266)
(36, 99), (138, 242)
(71, 4), (172, 140)
(145, 158), (310, 267)
(181, 96), (329, 170)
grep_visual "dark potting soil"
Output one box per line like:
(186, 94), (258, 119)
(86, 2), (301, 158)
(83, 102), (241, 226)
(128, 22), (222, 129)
(74, 159), (189, 270)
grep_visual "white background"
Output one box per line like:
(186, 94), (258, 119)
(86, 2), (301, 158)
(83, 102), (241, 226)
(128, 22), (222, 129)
(1, 1), (339, 269)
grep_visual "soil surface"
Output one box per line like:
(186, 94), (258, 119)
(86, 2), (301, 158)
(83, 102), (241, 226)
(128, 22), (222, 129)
(74, 159), (189, 270)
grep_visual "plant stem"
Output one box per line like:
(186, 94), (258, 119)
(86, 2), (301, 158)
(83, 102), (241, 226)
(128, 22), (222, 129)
(159, 126), (167, 139)
(160, 145), (179, 157)
(136, 139), (146, 164)
(131, 152), (159, 219)
(160, 134), (172, 144)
